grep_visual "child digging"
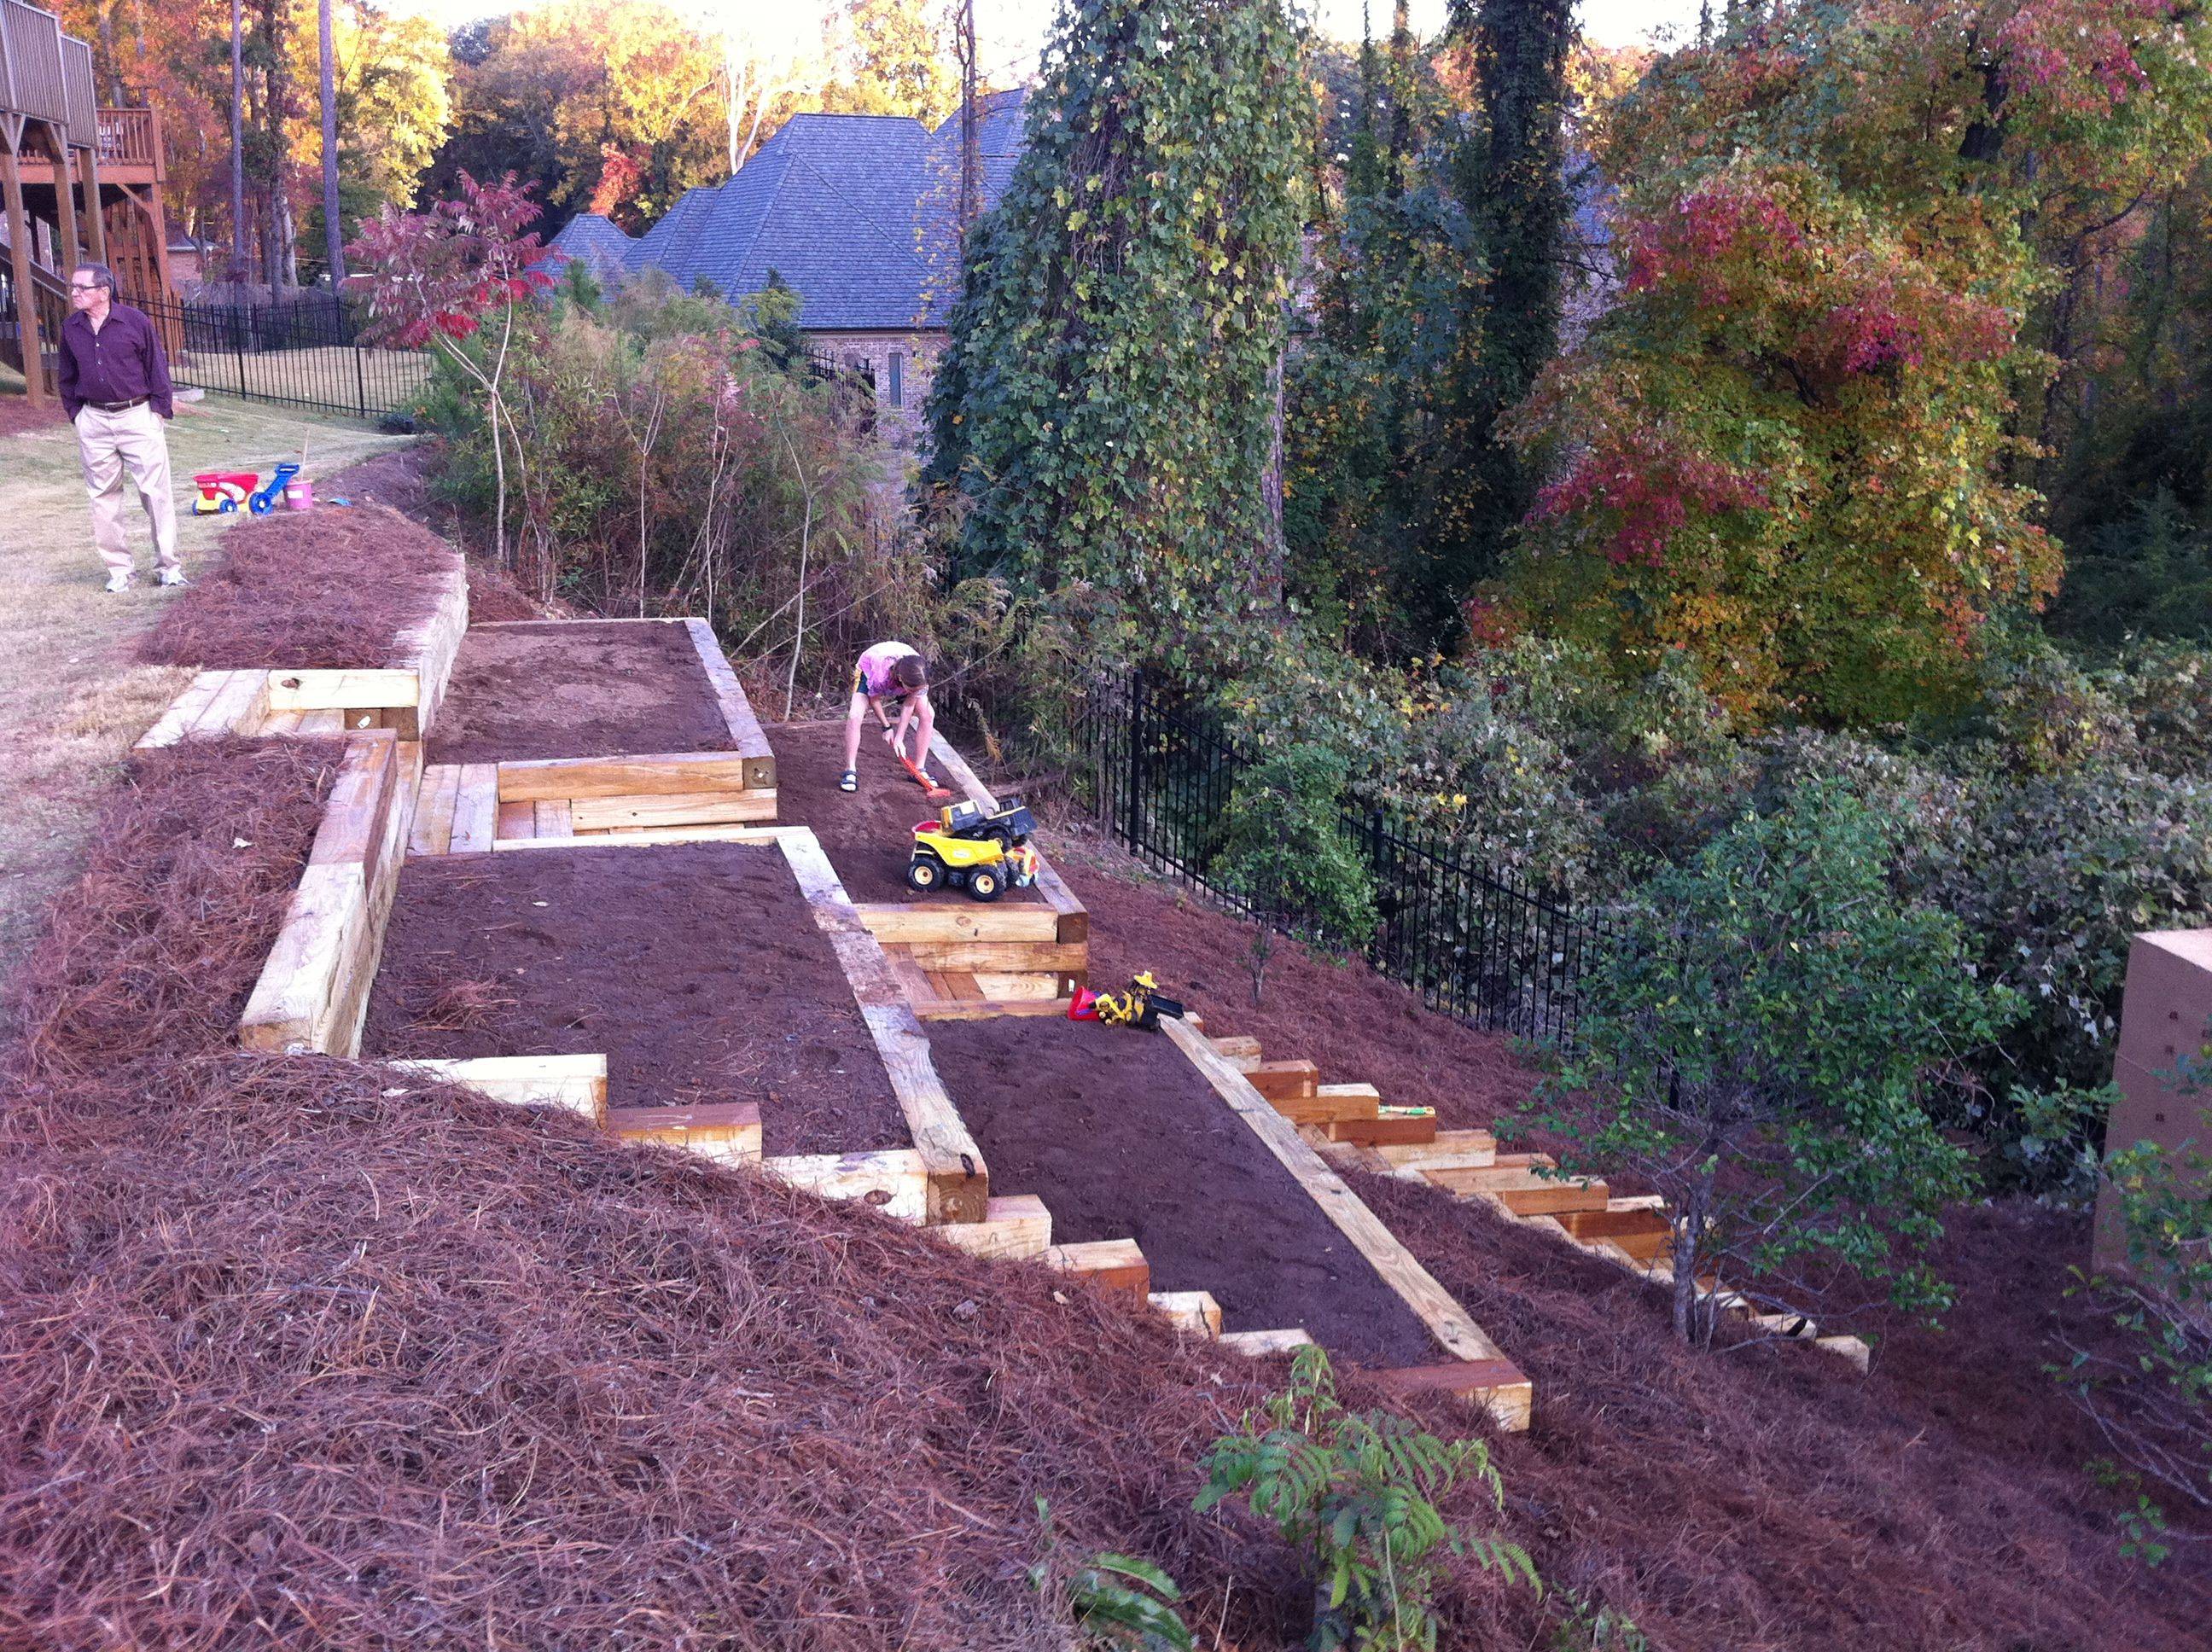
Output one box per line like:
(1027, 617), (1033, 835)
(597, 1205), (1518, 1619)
(841, 642), (936, 794)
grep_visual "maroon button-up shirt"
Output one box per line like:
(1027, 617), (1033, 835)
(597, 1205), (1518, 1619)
(57, 303), (175, 422)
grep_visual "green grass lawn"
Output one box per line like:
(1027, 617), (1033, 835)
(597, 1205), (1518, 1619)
(0, 376), (413, 1009)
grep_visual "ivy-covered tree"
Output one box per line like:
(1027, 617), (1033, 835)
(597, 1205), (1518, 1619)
(923, 0), (1309, 658)
(1505, 0), (2212, 727)
(1429, 0), (1578, 617)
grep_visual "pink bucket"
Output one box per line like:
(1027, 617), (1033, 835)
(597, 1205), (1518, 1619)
(284, 480), (314, 510)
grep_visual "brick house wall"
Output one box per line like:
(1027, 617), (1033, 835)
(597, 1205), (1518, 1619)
(807, 329), (944, 454)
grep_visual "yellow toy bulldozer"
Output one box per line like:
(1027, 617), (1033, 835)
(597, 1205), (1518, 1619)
(905, 797), (1040, 903)
(1068, 971), (1185, 1030)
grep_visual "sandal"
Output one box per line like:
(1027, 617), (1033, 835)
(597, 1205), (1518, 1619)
(839, 769), (857, 793)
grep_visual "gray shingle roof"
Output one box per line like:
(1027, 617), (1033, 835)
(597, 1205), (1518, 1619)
(544, 213), (636, 284)
(621, 90), (1028, 332)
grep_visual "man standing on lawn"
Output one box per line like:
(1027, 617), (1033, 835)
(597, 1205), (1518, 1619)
(57, 263), (184, 593)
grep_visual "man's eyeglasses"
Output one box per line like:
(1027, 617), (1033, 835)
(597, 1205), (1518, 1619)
(69, 282), (100, 292)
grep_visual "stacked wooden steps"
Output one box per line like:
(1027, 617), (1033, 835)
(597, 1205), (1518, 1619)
(855, 901), (1087, 1007)
(1212, 1034), (1874, 1374)
(851, 734), (1092, 1010)
(136, 559), (469, 748)
(1425, 1153), (1610, 1217)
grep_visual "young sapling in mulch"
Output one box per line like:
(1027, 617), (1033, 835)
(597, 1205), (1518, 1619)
(1525, 779), (2022, 1347)
(1196, 1344), (1536, 1651)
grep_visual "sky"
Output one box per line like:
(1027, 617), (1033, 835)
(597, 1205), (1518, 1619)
(395, 0), (1704, 67)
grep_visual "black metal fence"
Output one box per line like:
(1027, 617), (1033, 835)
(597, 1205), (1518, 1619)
(138, 294), (429, 421)
(1070, 676), (1617, 1046)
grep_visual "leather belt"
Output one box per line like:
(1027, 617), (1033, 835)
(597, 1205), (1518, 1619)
(89, 396), (148, 412)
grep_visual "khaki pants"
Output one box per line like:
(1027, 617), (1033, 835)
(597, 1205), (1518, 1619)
(74, 401), (180, 575)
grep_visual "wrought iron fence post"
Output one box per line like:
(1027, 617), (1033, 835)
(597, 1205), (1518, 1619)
(1125, 679), (1144, 854)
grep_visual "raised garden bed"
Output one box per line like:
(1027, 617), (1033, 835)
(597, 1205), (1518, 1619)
(770, 718), (1087, 1005)
(137, 523), (469, 749)
(407, 620), (777, 852)
(924, 1009), (1532, 1425)
(361, 841), (905, 1159)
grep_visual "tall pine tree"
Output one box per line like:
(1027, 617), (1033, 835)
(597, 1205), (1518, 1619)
(923, 0), (1307, 656)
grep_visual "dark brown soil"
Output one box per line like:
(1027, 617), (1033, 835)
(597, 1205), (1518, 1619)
(927, 1015), (1437, 1367)
(359, 843), (907, 1155)
(770, 717), (1047, 905)
(1057, 829), (1541, 1127)
(135, 502), (457, 671)
(426, 620), (732, 765)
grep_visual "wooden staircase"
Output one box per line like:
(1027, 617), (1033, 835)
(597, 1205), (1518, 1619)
(1205, 1032), (1872, 1370)
(0, 258), (67, 390)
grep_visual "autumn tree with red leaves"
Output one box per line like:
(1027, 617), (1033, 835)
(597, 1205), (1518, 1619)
(352, 172), (553, 567)
(1505, 0), (2212, 726)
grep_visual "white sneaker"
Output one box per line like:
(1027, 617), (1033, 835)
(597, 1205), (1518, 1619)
(157, 567), (189, 587)
(103, 570), (135, 594)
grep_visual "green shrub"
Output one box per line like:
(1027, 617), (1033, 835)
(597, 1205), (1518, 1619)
(2046, 491), (2212, 649)
(2112, 639), (2212, 780)
(1534, 781), (2021, 1342)
(1918, 760), (2212, 1096)
(1215, 740), (1379, 1003)
(1196, 1345), (1536, 1650)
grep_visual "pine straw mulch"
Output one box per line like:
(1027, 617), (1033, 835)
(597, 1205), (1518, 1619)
(134, 501), (458, 673)
(1349, 1172), (2212, 1649)
(0, 740), (1533, 1649)
(321, 444), (546, 623)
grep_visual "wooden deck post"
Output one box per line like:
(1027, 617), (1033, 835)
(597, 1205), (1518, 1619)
(47, 122), (81, 274)
(1, 132), (49, 406)
(79, 143), (106, 265)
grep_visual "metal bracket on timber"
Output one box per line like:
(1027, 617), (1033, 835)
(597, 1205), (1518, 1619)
(1163, 1016), (1534, 1433)
(238, 733), (419, 1057)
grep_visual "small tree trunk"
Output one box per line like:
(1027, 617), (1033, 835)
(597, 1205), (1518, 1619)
(1669, 1213), (1698, 1344)
(317, 0), (346, 288)
(229, 0), (246, 279)
(1249, 923), (1273, 1005)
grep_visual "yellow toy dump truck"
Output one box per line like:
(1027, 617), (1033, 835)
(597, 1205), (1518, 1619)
(905, 797), (1040, 903)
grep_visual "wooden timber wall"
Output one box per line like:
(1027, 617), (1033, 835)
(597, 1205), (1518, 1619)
(410, 620), (778, 850)
(237, 731), (417, 1057)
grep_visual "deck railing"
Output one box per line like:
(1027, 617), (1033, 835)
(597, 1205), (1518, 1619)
(94, 106), (161, 170)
